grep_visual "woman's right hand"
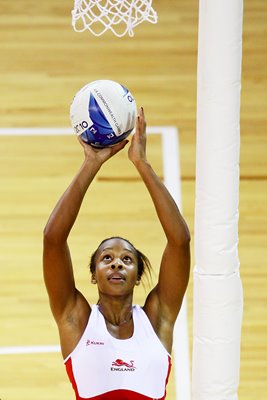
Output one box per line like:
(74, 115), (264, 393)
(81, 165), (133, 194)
(78, 136), (129, 166)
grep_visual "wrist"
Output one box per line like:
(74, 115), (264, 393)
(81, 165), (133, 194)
(133, 158), (150, 170)
(82, 157), (102, 175)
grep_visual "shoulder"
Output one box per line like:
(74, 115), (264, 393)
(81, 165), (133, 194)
(58, 294), (91, 359)
(141, 291), (175, 354)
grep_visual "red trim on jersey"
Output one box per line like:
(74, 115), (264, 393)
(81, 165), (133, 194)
(65, 356), (171, 400)
(164, 355), (172, 397)
(81, 390), (165, 399)
(65, 357), (80, 399)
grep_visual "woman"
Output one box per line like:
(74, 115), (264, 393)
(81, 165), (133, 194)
(43, 107), (190, 400)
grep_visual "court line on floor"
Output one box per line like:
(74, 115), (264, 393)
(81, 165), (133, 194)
(0, 126), (176, 135)
(0, 345), (60, 355)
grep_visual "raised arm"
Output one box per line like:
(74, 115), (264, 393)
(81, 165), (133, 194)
(43, 138), (128, 325)
(128, 108), (191, 344)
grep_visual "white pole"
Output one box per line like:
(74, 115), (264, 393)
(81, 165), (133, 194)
(162, 129), (191, 400)
(192, 1), (244, 399)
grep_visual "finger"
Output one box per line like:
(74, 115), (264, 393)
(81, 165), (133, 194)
(77, 135), (85, 145)
(109, 140), (129, 156)
(141, 107), (146, 128)
(77, 135), (92, 149)
(135, 114), (141, 138)
(136, 107), (146, 136)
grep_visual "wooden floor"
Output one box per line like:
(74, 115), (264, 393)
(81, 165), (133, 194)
(0, 1), (266, 399)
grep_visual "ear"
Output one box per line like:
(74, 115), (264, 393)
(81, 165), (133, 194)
(135, 279), (141, 286)
(91, 274), (97, 284)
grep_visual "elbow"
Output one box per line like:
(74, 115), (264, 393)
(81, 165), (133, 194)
(183, 227), (191, 244)
(179, 232), (191, 248)
(43, 222), (63, 246)
(181, 221), (191, 244)
(170, 226), (191, 247)
(43, 223), (54, 245)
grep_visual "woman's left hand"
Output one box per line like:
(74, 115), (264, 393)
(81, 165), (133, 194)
(128, 107), (147, 165)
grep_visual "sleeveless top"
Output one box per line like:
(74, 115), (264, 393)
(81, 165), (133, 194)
(64, 304), (172, 400)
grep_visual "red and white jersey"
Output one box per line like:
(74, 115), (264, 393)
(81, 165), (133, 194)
(64, 304), (172, 400)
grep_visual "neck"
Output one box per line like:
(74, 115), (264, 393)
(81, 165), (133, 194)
(98, 301), (133, 327)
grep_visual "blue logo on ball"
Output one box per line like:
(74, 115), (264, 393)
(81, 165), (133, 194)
(81, 94), (115, 147)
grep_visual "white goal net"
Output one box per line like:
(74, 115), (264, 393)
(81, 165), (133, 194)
(72, 0), (158, 37)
